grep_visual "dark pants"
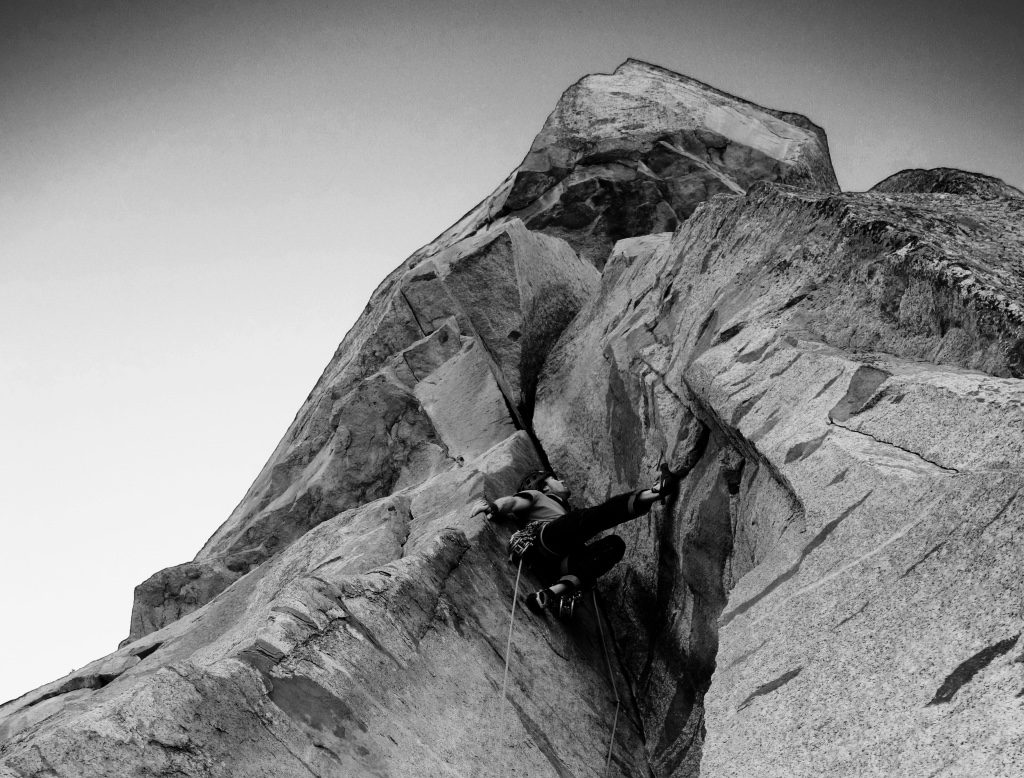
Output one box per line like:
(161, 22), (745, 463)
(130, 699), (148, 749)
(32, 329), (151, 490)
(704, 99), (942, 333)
(535, 491), (652, 586)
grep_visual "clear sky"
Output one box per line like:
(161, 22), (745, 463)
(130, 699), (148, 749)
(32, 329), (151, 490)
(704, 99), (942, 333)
(1, 0), (1021, 705)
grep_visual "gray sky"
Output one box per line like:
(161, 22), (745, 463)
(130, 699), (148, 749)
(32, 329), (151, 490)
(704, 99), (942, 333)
(2, 0), (1021, 704)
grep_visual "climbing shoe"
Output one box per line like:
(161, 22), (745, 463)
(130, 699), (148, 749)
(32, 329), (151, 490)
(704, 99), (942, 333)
(525, 576), (583, 619)
(525, 590), (548, 615)
(656, 462), (684, 503)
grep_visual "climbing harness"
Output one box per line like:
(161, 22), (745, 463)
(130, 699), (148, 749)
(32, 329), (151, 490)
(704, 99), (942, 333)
(507, 521), (542, 564)
(592, 590), (621, 777)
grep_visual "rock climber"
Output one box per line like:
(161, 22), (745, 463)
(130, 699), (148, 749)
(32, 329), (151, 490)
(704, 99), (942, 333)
(471, 424), (710, 616)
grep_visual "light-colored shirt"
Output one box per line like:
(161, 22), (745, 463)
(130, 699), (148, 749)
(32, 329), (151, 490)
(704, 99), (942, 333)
(513, 490), (569, 522)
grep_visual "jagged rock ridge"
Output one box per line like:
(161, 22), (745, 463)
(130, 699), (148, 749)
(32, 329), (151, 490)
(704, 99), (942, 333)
(2, 60), (1023, 778)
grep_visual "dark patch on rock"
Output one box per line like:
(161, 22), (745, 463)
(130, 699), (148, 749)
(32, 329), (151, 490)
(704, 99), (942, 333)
(769, 354), (802, 377)
(658, 676), (700, 751)
(812, 372), (843, 399)
(827, 468), (849, 486)
(750, 411), (781, 442)
(828, 366), (891, 422)
(978, 490), (1020, 534)
(781, 292), (810, 310)
(692, 309), (719, 359)
(717, 322), (746, 344)
(736, 341), (770, 363)
(506, 695), (577, 778)
(737, 667), (802, 711)
(271, 605), (320, 631)
(237, 639), (287, 675)
(268, 674), (368, 741)
(129, 642), (163, 661)
(721, 491), (871, 626)
(722, 638), (771, 671)
(724, 459), (745, 495)
(927, 634), (1021, 706)
(606, 355), (644, 486)
(900, 542), (946, 579)
(20, 671), (123, 711)
(835, 601), (868, 629)
(1007, 339), (1024, 379)
(784, 431), (829, 464)
(730, 390), (768, 426)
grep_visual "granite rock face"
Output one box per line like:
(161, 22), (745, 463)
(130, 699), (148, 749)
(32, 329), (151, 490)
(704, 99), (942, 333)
(125, 219), (597, 643)
(534, 181), (1024, 775)
(4, 60), (1024, 778)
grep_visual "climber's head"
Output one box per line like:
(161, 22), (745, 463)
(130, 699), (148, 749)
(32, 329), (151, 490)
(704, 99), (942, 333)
(518, 470), (570, 500)
(542, 475), (570, 500)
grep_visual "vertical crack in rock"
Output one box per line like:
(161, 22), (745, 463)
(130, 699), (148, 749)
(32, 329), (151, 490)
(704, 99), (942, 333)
(927, 634), (1021, 706)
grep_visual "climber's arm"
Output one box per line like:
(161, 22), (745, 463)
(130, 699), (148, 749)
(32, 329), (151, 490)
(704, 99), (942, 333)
(469, 494), (534, 520)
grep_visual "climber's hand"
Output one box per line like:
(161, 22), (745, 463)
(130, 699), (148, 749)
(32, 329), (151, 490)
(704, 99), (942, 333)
(470, 497), (499, 520)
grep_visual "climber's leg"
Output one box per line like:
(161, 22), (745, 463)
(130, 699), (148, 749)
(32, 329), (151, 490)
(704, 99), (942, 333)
(539, 493), (651, 556)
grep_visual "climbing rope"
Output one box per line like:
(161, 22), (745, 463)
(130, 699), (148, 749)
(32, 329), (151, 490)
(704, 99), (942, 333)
(593, 589), (621, 777)
(502, 557), (524, 703)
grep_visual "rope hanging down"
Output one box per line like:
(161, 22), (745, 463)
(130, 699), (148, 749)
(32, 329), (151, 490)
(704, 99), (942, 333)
(502, 557), (524, 703)
(593, 590), (622, 776)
